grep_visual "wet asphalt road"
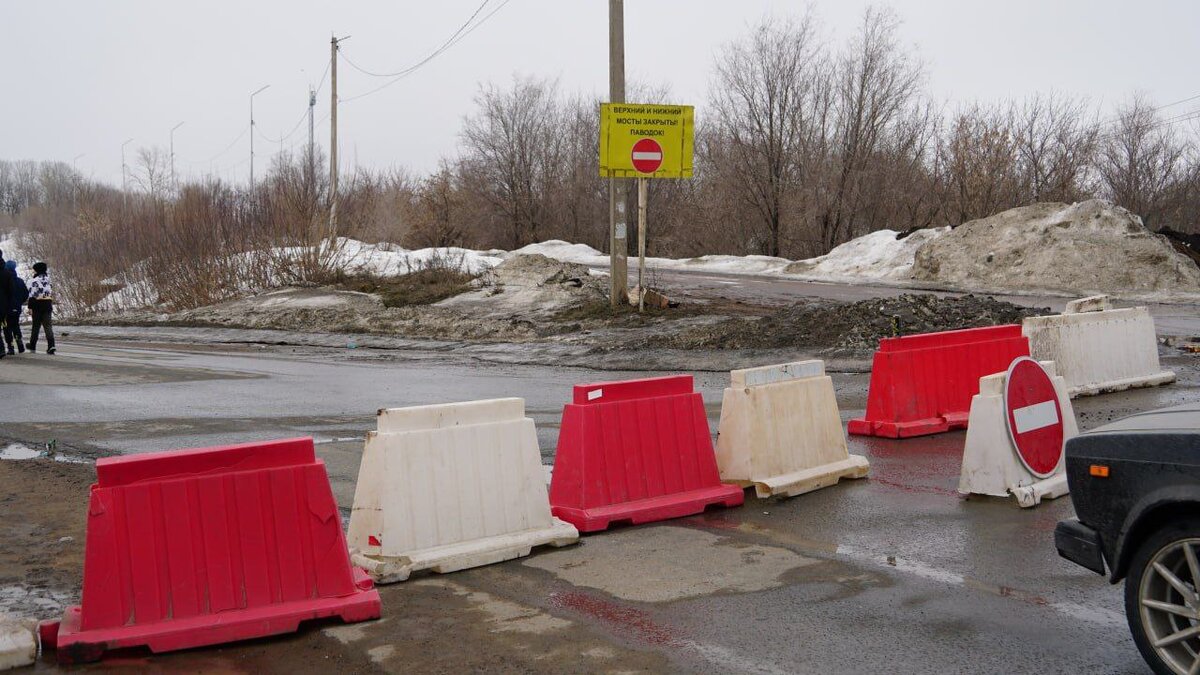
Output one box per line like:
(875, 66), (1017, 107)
(2, 333), (1197, 673)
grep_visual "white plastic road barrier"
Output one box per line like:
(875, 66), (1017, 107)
(715, 360), (869, 498)
(0, 616), (37, 671)
(347, 398), (578, 583)
(1023, 295), (1175, 397)
(958, 361), (1078, 507)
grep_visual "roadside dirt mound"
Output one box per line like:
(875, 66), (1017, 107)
(437, 253), (606, 319)
(912, 200), (1200, 296)
(639, 293), (1045, 353)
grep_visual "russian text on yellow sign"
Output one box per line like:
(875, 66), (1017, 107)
(599, 103), (695, 179)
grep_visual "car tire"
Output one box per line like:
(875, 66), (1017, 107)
(1125, 517), (1200, 675)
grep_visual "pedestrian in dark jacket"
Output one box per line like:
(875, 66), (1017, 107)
(0, 250), (11, 360)
(27, 261), (55, 355)
(4, 260), (27, 354)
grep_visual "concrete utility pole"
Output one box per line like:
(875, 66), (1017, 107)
(249, 84), (271, 188)
(608, 0), (629, 307)
(121, 138), (133, 212)
(169, 121), (184, 192)
(329, 36), (347, 241)
(307, 87), (316, 190)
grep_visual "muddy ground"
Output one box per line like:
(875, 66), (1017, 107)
(75, 255), (1050, 362)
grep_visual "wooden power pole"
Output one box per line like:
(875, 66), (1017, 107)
(608, 0), (628, 306)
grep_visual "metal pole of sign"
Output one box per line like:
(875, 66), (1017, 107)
(637, 176), (647, 312)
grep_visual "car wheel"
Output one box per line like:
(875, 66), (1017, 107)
(1126, 518), (1200, 675)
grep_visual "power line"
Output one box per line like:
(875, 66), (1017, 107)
(313, 56), (332, 97)
(1095, 107), (1200, 143)
(256, 106), (310, 144)
(340, 0), (490, 78)
(339, 0), (513, 104)
(188, 124), (250, 165)
(1092, 92), (1200, 132)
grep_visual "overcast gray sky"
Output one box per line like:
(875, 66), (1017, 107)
(4, 0), (1198, 187)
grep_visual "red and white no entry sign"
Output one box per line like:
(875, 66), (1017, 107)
(1003, 357), (1065, 478)
(631, 138), (663, 174)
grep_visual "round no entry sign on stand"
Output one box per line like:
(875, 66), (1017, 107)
(631, 138), (663, 174)
(1003, 357), (1065, 478)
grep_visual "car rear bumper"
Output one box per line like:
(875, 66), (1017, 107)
(1055, 518), (1106, 575)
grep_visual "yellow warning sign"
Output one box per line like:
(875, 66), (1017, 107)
(599, 103), (694, 179)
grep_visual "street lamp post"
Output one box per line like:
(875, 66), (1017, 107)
(72, 154), (85, 209)
(169, 121), (185, 191)
(249, 84), (270, 188)
(121, 138), (134, 212)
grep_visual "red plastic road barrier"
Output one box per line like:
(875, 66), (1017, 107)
(45, 437), (381, 664)
(848, 325), (1031, 439)
(549, 374), (744, 532)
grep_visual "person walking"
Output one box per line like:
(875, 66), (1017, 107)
(4, 260), (27, 354)
(27, 261), (55, 355)
(0, 250), (12, 360)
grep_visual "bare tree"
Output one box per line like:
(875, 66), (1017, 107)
(933, 104), (1021, 225)
(818, 6), (924, 249)
(1014, 94), (1099, 203)
(131, 147), (172, 201)
(709, 11), (825, 257)
(460, 76), (565, 249)
(1097, 96), (1190, 227)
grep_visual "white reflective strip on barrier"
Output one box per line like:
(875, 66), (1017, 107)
(377, 398), (525, 433)
(731, 360), (824, 389)
(1012, 400), (1059, 434)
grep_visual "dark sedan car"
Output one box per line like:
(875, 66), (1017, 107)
(1056, 402), (1200, 675)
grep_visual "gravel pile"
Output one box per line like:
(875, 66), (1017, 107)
(639, 293), (1046, 353)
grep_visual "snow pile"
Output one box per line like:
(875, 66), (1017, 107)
(508, 239), (793, 277)
(329, 238), (502, 277)
(506, 240), (607, 266)
(784, 227), (950, 281)
(0, 232), (36, 281)
(912, 200), (1200, 296)
(91, 238), (504, 312)
(679, 254), (791, 275)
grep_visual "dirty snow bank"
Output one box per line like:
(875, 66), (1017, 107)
(785, 227), (950, 281)
(912, 200), (1200, 297)
(92, 238), (504, 311)
(329, 239), (502, 277)
(438, 254), (606, 318)
(508, 239), (792, 276)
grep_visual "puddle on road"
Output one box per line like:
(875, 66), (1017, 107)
(0, 585), (73, 620)
(0, 444), (93, 464)
(525, 526), (818, 602)
(0, 444), (42, 460)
